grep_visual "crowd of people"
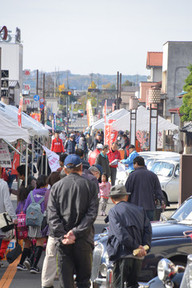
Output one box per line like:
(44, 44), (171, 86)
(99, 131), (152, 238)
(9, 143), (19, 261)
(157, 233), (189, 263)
(0, 129), (165, 288)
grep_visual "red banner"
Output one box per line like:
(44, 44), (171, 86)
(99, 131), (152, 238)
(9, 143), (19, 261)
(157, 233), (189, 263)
(104, 124), (111, 148)
(18, 97), (23, 127)
(11, 142), (20, 175)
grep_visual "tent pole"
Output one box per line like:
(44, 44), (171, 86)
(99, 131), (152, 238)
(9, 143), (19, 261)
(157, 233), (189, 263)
(31, 138), (34, 176)
(25, 143), (28, 188)
(2, 139), (23, 156)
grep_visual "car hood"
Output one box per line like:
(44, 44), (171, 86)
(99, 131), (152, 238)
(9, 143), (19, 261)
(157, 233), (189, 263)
(152, 220), (192, 240)
(157, 175), (171, 183)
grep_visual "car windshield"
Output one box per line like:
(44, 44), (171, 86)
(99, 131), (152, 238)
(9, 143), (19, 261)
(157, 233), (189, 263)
(145, 158), (155, 170)
(170, 198), (192, 222)
(150, 161), (174, 177)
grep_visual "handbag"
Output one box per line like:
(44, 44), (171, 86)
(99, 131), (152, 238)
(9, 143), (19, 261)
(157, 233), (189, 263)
(6, 225), (22, 264)
(0, 212), (14, 232)
(16, 211), (28, 239)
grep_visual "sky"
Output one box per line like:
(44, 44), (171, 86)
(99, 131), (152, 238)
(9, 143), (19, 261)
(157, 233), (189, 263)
(1, 0), (192, 76)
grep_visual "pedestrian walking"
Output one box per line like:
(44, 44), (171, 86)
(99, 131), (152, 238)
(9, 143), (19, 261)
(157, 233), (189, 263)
(95, 145), (110, 179)
(121, 144), (139, 173)
(37, 150), (51, 176)
(108, 141), (121, 186)
(93, 132), (103, 150)
(125, 156), (165, 221)
(41, 171), (61, 288)
(0, 174), (17, 257)
(78, 133), (88, 159)
(16, 185), (33, 271)
(88, 143), (103, 166)
(75, 148), (90, 170)
(51, 131), (65, 155)
(23, 175), (49, 274)
(107, 185), (152, 288)
(65, 134), (76, 154)
(47, 154), (99, 288)
(99, 174), (111, 216)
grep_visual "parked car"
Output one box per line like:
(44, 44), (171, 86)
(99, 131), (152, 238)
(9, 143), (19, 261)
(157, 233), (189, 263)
(78, 109), (84, 117)
(143, 258), (184, 288)
(150, 158), (180, 204)
(91, 196), (192, 287)
(144, 253), (192, 288)
(116, 152), (180, 204)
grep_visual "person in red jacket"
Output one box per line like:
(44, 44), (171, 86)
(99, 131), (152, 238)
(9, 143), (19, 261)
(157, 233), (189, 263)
(108, 141), (121, 186)
(88, 143), (103, 166)
(51, 132), (65, 155)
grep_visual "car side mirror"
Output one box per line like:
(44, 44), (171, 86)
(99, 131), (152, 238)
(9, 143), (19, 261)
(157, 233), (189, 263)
(174, 170), (179, 177)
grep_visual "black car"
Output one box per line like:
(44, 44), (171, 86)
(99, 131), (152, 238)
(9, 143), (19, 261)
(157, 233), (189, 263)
(91, 197), (192, 287)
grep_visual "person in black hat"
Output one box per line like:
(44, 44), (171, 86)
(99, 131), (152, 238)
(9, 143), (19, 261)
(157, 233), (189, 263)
(47, 154), (99, 288)
(107, 184), (152, 288)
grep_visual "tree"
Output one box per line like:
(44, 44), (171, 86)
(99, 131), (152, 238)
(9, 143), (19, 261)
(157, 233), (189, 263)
(122, 80), (134, 86)
(180, 64), (192, 122)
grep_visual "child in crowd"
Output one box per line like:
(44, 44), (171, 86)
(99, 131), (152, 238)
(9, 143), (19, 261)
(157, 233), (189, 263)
(16, 183), (36, 271)
(23, 175), (49, 274)
(99, 173), (111, 216)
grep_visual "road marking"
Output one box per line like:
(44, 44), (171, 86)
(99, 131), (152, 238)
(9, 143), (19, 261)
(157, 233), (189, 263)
(0, 257), (20, 288)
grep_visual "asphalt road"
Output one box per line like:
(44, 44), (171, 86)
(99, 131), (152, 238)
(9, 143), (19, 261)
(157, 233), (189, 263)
(0, 197), (110, 288)
(0, 195), (177, 288)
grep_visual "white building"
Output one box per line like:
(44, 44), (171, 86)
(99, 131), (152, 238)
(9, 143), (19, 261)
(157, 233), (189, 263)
(0, 28), (23, 106)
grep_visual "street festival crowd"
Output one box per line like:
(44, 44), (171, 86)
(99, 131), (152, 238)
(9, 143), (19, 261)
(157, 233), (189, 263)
(0, 129), (165, 288)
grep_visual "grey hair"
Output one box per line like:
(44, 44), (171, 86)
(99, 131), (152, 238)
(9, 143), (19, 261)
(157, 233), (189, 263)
(88, 166), (100, 174)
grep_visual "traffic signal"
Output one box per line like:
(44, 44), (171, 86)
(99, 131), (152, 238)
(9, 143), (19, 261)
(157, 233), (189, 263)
(61, 90), (72, 96)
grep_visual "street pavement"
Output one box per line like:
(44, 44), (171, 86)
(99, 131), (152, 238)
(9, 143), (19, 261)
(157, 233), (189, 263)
(0, 198), (110, 288)
(0, 196), (177, 288)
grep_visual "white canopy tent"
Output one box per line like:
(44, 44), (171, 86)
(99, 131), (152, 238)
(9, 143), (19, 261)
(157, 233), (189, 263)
(111, 106), (179, 132)
(91, 108), (129, 130)
(0, 113), (30, 143)
(9, 105), (49, 138)
(0, 101), (49, 138)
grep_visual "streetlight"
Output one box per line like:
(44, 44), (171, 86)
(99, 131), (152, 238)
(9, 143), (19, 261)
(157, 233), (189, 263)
(129, 96), (138, 146)
(148, 87), (161, 151)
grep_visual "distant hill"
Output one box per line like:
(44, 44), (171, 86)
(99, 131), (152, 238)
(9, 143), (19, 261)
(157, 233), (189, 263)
(23, 70), (147, 92)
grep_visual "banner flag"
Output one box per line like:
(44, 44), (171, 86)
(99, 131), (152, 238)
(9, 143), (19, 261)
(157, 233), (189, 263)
(42, 146), (60, 172)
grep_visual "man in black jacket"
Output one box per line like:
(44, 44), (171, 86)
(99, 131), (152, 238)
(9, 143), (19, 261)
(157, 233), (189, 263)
(47, 154), (99, 288)
(107, 185), (152, 288)
(125, 156), (165, 221)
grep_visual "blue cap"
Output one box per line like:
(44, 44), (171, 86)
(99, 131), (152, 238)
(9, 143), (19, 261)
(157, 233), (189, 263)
(64, 154), (82, 168)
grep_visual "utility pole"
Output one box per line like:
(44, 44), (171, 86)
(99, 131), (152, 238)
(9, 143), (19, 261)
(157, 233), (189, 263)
(41, 73), (45, 124)
(116, 71), (119, 109)
(0, 48), (1, 100)
(120, 73), (122, 108)
(36, 69), (39, 95)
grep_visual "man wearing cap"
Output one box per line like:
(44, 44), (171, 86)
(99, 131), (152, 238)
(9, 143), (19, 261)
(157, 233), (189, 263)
(47, 154), (99, 288)
(107, 185), (152, 288)
(51, 131), (65, 155)
(120, 144), (139, 173)
(88, 143), (103, 166)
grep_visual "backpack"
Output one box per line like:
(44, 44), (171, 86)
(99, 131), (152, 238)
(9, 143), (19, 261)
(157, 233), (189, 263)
(26, 191), (44, 227)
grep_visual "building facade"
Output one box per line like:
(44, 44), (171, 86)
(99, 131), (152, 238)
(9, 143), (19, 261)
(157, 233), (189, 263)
(161, 41), (192, 125)
(0, 28), (23, 106)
